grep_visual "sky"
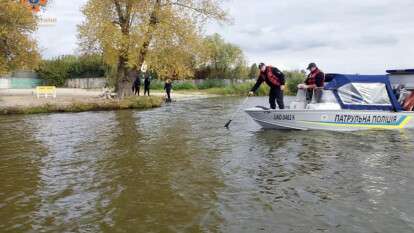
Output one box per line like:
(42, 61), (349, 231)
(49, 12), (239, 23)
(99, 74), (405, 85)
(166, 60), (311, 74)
(36, 0), (414, 74)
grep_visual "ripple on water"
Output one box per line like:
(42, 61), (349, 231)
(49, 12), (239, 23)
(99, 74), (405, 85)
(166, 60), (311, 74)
(1, 98), (414, 232)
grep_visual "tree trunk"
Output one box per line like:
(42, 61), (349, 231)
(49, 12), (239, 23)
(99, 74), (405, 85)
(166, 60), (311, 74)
(115, 55), (133, 98)
(136, 0), (161, 70)
(116, 75), (133, 98)
(116, 0), (161, 98)
(113, 0), (133, 98)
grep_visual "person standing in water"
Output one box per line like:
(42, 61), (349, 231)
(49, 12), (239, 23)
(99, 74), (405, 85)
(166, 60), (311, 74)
(164, 79), (172, 102)
(144, 74), (151, 96)
(249, 62), (286, 109)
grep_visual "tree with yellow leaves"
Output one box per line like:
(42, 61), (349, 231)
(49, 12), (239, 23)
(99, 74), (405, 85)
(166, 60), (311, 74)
(0, 1), (40, 75)
(78, 0), (227, 97)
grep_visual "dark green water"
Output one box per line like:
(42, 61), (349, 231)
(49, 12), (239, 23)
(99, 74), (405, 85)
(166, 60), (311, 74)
(1, 97), (414, 233)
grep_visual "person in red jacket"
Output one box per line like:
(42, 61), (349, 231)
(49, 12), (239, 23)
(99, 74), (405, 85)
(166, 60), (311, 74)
(249, 63), (286, 109)
(298, 62), (325, 103)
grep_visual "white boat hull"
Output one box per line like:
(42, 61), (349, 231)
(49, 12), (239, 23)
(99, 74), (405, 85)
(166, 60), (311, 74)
(245, 107), (414, 131)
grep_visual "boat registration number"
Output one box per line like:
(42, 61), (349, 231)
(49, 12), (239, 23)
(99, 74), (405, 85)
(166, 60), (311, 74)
(274, 114), (295, 121)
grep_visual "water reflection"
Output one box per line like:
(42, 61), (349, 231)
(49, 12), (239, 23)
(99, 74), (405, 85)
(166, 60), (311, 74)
(101, 109), (224, 232)
(0, 116), (45, 232)
(1, 98), (414, 233)
(28, 112), (117, 232)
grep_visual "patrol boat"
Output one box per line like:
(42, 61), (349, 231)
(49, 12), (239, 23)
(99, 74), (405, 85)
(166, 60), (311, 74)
(245, 70), (414, 131)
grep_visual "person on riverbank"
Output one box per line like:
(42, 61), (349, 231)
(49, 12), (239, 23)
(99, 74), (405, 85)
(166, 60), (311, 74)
(298, 62), (325, 103)
(130, 67), (141, 96)
(249, 63), (285, 109)
(164, 79), (172, 102)
(144, 74), (151, 96)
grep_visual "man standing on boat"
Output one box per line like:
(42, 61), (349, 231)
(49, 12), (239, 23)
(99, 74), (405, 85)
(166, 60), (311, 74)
(298, 62), (325, 103)
(249, 63), (286, 109)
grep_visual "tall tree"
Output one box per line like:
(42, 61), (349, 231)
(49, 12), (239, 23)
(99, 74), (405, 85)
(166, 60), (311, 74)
(199, 33), (247, 79)
(78, 0), (227, 98)
(248, 63), (259, 79)
(0, 1), (40, 75)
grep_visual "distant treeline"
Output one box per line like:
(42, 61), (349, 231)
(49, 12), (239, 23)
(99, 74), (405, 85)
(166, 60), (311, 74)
(36, 55), (107, 86)
(36, 54), (306, 95)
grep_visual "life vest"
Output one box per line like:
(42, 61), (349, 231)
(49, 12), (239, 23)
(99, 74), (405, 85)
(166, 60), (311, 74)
(403, 91), (414, 111)
(264, 66), (281, 86)
(306, 69), (324, 87)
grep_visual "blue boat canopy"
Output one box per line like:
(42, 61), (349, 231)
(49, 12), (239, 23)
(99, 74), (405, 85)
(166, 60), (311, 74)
(386, 69), (414, 75)
(324, 74), (402, 111)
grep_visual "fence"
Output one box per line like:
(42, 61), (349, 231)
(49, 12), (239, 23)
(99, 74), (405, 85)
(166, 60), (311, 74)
(65, 77), (107, 89)
(0, 77), (9, 89)
(0, 71), (41, 89)
(1, 75), (253, 90)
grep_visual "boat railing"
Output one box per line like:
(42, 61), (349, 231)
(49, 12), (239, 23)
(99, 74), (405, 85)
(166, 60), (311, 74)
(290, 88), (341, 110)
(295, 89), (307, 102)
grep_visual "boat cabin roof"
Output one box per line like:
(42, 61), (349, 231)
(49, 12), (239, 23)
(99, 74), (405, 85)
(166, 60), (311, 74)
(323, 74), (402, 111)
(386, 69), (414, 75)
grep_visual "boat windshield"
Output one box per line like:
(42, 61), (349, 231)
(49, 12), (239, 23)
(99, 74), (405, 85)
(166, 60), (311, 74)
(312, 90), (338, 104)
(292, 89), (341, 110)
(337, 82), (391, 106)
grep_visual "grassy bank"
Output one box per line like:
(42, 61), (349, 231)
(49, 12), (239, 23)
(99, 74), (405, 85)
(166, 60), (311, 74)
(151, 81), (271, 96)
(0, 96), (163, 115)
(204, 83), (297, 96)
(151, 76), (302, 96)
(205, 83), (268, 96)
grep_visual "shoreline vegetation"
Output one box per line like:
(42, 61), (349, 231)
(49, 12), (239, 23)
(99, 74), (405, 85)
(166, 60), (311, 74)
(149, 79), (299, 96)
(0, 80), (302, 119)
(0, 77), (302, 115)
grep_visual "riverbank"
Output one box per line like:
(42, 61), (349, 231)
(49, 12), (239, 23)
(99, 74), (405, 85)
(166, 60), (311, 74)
(0, 96), (164, 115)
(0, 86), (275, 115)
(0, 89), (160, 115)
(151, 82), (272, 96)
(0, 88), (219, 115)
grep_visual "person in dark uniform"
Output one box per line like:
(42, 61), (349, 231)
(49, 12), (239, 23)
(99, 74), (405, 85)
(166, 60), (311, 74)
(164, 79), (172, 102)
(298, 62), (325, 103)
(249, 63), (285, 109)
(130, 66), (141, 96)
(144, 74), (151, 96)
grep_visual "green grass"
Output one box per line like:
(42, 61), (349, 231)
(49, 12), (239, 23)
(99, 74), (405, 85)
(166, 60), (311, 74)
(0, 96), (163, 115)
(149, 78), (298, 96)
(205, 82), (270, 96)
(150, 80), (199, 90)
(149, 80), (164, 90)
(196, 79), (226, 89)
(173, 82), (197, 90)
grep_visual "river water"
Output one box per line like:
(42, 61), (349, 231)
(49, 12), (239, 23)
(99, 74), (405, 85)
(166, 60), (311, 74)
(1, 97), (414, 233)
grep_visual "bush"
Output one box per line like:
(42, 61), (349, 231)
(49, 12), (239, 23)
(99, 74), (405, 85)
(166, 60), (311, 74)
(206, 82), (268, 96)
(149, 80), (164, 90)
(36, 55), (107, 87)
(149, 80), (198, 90)
(36, 56), (73, 86)
(196, 79), (226, 89)
(69, 55), (106, 78)
(173, 81), (197, 90)
(285, 70), (306, 96)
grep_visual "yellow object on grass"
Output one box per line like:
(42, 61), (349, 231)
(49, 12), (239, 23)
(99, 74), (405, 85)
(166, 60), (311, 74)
(36, 86), (56, 98)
